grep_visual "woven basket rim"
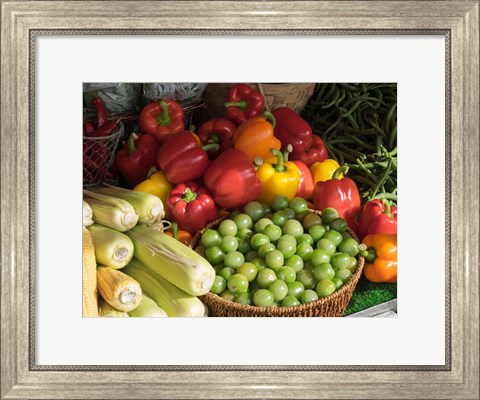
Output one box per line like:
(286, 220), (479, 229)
(193, 210), (365, 317)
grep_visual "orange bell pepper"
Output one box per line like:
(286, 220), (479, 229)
(361, 234), (397, 283)
(233, 111), (281, 162)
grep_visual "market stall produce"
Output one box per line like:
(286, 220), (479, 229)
(82, 82), (397, 318)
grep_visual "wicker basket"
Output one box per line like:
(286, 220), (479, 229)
(192, 212), (365, 317)
(203, 83), (316, 120)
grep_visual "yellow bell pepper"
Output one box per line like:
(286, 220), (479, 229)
(134, 167), (173, 211)
(233, 112), (281, 162)
(256, 146), (300, 205)
(361, 234), (397, 283)
(309, 158), (344, 183)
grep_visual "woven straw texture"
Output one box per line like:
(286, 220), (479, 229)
(203, 83), (315, 119)
(193, 212), (365, 317)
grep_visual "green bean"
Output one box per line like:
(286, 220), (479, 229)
(315, 83), (329, 102)
(370, 157), (394, 198)
(322, 87), (341, 109)
(339, 83), (360, 92)
(384, 103), (397, 136)
(321, 83), (337, 103)
(335, 87), (347, 106)
(324, 116), (342, 135)
(345, 113), (360, 130)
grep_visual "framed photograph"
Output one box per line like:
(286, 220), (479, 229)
(1, 1), (478, 399)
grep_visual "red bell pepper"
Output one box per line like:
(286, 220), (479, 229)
(197, 117), (237, 158)
(357, 198), (398, 240)
(138, 99), (185, 144)
(224, 84), (266, 124)
(291, 160), (314, 200)
(271, 107), (313, 153)
(203, 148), (262, 209)
(114, 132), (160, 186)
(167, 182), (219, 234)
(290, 135), (328, 167)
(157, 131), (218, 184)
(313, 166), (361, 231)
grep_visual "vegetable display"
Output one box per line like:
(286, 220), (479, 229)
(82, 81), (397, 318)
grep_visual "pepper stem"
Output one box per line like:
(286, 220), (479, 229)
(270, 148), (286, 172)
(146, 166), (158, 179)
(283, 144), (293, 162)
(127, 133), (139, 155)
(201, 143), (220, 152)
(224, 100), (248, 110)
(156, 100), (172, 126)
(182, 188), (197, 203)
(208, 134), (220, 144)
(381, 198), (394, 218)
(171, 222), (179, 240)
(263, 111), (276, 129)
(254, 157), (264, 170)
(332, 165), (349, 180)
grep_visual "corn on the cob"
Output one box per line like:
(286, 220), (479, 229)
(83, 200), (94, 227)
(98, 297), (129, 317)
(83, 190), (138, 231)
(97, 266), (142, 312)
(128, 293), (168, 317)
(122, 258), (207, 317)
(82, 227), (98, 317)
(87, 224), (134, 269)
(93, 185), (165, 225)
(125, 225), (215, 296)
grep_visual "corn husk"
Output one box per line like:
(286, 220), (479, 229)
(83, 200), (94, 226)
(87, 224), (134, 269)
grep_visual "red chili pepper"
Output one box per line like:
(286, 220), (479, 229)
(197, 117), (237, 158)
(291, 160), (314, 200)
(271, 107), (313, 153)
(83, 122), (96, 137)
(138, 99), (185, 144)
(224, 84), (265, 124)
(167, 182), (219, 234)
(92, 97), (108, 127)
(313, 166), (361, 231)
(203, 148), (262, 209)
(357, 198), (398, 240)
(114, 132), (161, 186)
(156, 131), (218, 184)
(290, 135), (328, 167)
(90, 120), (118, 138)
(83, 153), (113, 182)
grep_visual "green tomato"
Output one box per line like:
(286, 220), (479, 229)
(237, 227), (253, 239)
(210, 276), (226, 294)
(276, 239), (297, 259)
(282, 219), (304, 238)
(256, 268), (277, 288)
(308, 224), (326, 242)
(220, 235), (239, 253)
(338, 238), (360, 257)
(224, 251), (245, 269)
(268, 279), (289, 301)
(244, 250), (259, 262)
(213, 263), (225, 274)
(237, 237), (252, 254)
(347, 257), (358, 273)
(276, 266), (296, 283)
(296, 242), (314, 261)
(265, 249), (285, 271)
(271, 210), (288, 227)
(316, 238), (336, 255)
(283, 207), (296, 220)
(227, 274), (249, 294)
(220, 289), (236, 302)
(316, 279), (336, 298)
(252, 289), (275, 307)
(262, 203), (272, 216)
(194, 245), (206, 257)
(310, 249), (331, 267)
(201, 229), (222, 248)
(335, 268), (352, 283)
(287, 281), (305, 299)
(255, 217), (273, 233)
(342, 231), (353, 240)
(296, 269), (317, 290)
(263, 223), (283, 242)
(286, 254), (304, 273)
(277, 233), (297, 245)
(297, 233), (314, 246)
(218, 219), (238, 237)
(313, 262), (335, 281)
(271, 194), (289, 211)
(330, 253), (351, 270)
(258, 243), (276, 258)
(252, 257), (267, 271)
(233, 213), (253, 230)
(288, 197), (308, 214)
(205, 245), (225, 264)
(303, 213), (323, 230)
(237, 262), (258, 282)
(321, 207), (339, 224)
(235, 292), (252, 305)
(324, 230), (343, 247)
(281, 294), (301, 307)
(243, 201), (265, 222)
(250, 233), (270, 250)
(328, 217), (348, 233)
(295, 210), (312, 222)
(332, 277), (344, 289)
(219, 267), (236, 281)
(300, 289), (319, 304)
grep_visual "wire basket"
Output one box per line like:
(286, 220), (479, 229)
(83, 123), (123, 187)
(192, 212), (365, 317)
(203, 83), (316, 120)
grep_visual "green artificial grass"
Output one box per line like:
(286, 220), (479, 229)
(343, 276), (397, 316)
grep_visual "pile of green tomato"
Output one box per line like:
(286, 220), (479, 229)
(194, 195), (361, 308)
